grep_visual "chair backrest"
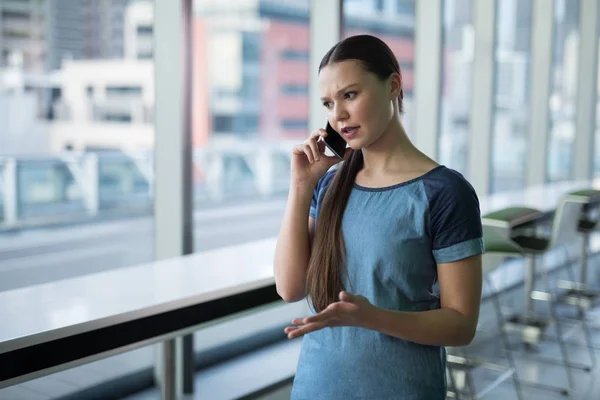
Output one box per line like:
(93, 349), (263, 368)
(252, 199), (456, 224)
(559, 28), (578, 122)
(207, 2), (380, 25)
(549, 195), (586, 248)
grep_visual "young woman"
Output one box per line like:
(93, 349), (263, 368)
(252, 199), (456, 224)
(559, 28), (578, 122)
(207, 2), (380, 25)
(273, 34), (484, 400)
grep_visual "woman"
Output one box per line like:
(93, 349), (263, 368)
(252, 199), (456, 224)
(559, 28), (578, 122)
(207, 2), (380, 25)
(273, 34), (484, 400)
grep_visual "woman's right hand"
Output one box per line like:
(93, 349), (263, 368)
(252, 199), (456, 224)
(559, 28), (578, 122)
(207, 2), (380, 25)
(291, 129), (351, 188)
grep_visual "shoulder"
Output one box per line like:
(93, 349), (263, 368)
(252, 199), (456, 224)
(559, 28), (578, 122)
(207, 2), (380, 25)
(314, 167), (338, 197)
(310, 167), (339, 218)
(421, 166), (480, 210)
(422, 167), (483, 258)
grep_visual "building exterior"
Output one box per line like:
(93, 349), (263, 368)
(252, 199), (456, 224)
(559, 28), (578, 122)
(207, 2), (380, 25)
(46, 0), (131, 71)
(48, 58), (154, 152)
(0, 0), (48, 72)
(7, 0), (418, 155)
(124, 0), (153, 60)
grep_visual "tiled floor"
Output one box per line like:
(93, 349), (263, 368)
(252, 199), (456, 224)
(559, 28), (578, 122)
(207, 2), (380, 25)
(456, 312), (600, 399)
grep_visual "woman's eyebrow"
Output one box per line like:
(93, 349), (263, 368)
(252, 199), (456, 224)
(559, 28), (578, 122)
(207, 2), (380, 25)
(320, 83), (359, 101)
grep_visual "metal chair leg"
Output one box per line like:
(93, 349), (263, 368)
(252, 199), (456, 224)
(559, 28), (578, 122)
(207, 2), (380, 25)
(447, 361), (463, 400)
(465, 370), (477, 400)
(580, 314), (597, 369)
(549, 298), (576, 389)
(487, 276), (524, 400)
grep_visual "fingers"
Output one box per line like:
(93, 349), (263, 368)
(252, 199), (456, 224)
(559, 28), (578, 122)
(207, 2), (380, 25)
(309, 128), (327, 140)
(339, 291), (353, 302)
(293, 306), (336, 325)
(304, 140), (319, 163)
(285, 322), (325, 339)
(284, 326), (301, 334)
(308, 129), (327, 163)
(293, 129), (328, 163)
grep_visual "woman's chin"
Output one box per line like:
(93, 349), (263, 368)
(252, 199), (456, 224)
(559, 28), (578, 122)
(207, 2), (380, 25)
(346, 140), (364, 151)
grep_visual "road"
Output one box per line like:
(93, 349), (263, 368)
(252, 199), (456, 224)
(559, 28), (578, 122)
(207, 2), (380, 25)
(0, 199), (287, 292)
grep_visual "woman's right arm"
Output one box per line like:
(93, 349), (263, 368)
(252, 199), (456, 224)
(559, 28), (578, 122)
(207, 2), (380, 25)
(273, 129), (347, 302)
(273, 184), (315, 303)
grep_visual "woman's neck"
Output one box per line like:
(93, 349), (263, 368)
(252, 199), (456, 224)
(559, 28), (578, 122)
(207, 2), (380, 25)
(361, 119), (435, 174)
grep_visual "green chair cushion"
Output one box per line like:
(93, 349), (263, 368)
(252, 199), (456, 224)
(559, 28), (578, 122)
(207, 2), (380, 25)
(483, 227), (524, 254)
(567, 189), (600, 199)
(483, 206), (542, 224)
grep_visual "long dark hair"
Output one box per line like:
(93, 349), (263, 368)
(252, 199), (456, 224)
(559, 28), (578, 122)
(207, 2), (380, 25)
(305, 35), (404, 312)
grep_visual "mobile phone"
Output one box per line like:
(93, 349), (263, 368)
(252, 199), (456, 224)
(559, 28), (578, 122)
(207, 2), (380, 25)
(323, 121), (347, 159)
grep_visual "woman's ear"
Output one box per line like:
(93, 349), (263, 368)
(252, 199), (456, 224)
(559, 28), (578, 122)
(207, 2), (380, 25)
(389, 73), (402, 100)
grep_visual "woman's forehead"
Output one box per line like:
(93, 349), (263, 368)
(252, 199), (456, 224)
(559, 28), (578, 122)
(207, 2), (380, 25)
(319, 61), (370, 94)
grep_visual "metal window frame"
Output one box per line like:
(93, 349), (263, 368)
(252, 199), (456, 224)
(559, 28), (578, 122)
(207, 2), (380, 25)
(574, 0), (600, 179)
(467, 0), (497, 195)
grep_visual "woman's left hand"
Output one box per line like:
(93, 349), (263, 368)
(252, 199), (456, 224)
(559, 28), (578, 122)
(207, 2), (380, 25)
(284, 291), (377, 339)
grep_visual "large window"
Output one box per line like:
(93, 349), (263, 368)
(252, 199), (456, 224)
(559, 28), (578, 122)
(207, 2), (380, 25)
(439, 0), (473, 176)
(594, 9), (600, 177)
(547, 0), (580, 182)
(490, 0), (533, 193)
(0, 1), (154, 287)
(191, 0), (310, 252)
(188, 0), (311, 392)
(342, 0), (416, 139)
(0, 0), (155, 397)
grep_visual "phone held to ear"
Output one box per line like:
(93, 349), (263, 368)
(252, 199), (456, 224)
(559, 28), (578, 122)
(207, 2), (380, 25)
(323, 122), (347, 159)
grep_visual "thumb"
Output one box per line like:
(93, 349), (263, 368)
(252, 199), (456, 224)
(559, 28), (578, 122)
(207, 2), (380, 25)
(339, 291), (354, 302)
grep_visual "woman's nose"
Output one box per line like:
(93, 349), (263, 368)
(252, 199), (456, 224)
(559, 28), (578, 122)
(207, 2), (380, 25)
(333, 104), (349, 121)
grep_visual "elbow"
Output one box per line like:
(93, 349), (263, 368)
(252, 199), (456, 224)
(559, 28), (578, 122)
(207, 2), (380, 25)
(454, 326), (477, 347)
(276, 286), (305, 303)
(459, 330), (476, 346)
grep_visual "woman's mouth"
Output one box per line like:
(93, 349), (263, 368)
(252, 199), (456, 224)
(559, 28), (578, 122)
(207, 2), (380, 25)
(342, 126), (360, 138)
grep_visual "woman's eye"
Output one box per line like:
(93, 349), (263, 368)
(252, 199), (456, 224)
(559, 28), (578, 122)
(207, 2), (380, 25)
(322, 101), (332, 109)
(345, 91), (357, 99)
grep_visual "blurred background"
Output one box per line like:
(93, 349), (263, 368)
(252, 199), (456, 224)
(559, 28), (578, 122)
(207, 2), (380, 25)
(1, 0), (600, 399)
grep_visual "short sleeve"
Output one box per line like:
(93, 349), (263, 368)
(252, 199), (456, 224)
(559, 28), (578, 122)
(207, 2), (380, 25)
(309, 185), (319, 219)
(309, 169), (336, 220)
(425, 171), (484, 264)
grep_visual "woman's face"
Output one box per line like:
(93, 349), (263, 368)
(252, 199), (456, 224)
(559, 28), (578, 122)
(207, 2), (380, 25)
(319, 60), (398, 150)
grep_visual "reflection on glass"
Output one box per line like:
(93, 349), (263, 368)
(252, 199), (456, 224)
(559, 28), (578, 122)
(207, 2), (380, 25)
(490, 0), (533, 193)
(0, 0), (156, 395)
(0, 0), (156, 287)
(192, 0), (310, 251)
(342, 0), (416, 139)
(547, 0), (579, 182)
(0, 0), (154, 230)
(594, 10), (600, 177)
(439, 0), (473, 176)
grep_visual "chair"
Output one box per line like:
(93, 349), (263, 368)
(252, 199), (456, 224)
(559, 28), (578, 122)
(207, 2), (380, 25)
(553, 189), (600, 315)
(481, 200), (596, 396)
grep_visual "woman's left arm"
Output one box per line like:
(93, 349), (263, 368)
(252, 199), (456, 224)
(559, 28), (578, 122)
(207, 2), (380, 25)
(367, 254), (482, 346)
(285, 254), (482, 347)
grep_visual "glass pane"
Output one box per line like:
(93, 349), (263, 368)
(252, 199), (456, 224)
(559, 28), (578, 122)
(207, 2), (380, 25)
(342, 0), (416, 140)
(547, 0), (580, 182)
(594, 8), (600, 177)
(490, 0), (533, 193)
(0, 0), (154, 285)
(192, 0), (310, 253)
(0, 0), (155, 396)
(439, 0), (473, 176)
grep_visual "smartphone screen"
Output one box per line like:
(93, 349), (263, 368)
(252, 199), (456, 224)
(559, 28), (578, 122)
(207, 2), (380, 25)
(323, 122), (347, 159)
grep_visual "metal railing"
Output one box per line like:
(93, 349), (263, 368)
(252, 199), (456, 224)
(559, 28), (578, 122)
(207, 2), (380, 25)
(0, 141), (295, 229)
